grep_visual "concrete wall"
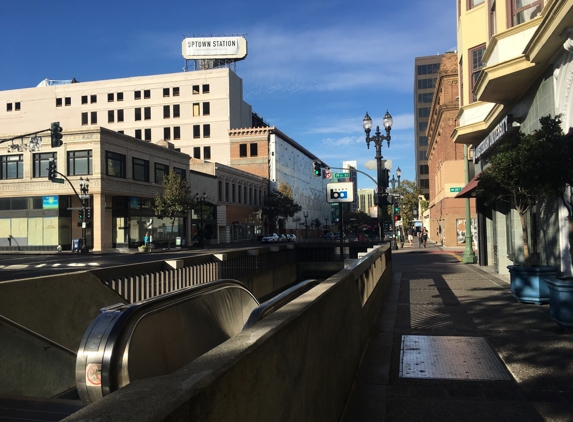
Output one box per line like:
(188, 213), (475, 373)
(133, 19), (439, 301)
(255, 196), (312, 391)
(63, 244), (392, 422)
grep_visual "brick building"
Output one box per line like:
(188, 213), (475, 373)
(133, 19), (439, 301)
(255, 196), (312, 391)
(426, 52), (476, 247)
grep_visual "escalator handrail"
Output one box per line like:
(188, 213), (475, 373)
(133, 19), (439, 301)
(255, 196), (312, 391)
(242, 279), (320, 330)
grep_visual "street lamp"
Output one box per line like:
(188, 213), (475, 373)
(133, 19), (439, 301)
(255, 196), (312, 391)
(303, 211), (309, 239)
(195, 192), (206, 247)
(79, 177), (90, 253)
(363, 110), (393, 241)
(389, 169), (402, 250)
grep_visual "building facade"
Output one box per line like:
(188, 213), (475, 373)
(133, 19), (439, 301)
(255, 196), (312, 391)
(414, 54), (443, 199)
(426, 52), (477, 247)
(453, 0), (573, 275)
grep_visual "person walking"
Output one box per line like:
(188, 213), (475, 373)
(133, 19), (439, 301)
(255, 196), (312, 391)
(408, 227), (414, 246)
(418, 229), (423, 248)
(422, 227), (428, 248)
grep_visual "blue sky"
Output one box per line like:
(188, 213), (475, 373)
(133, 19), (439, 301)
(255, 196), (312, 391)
(0, 0), (456, 190)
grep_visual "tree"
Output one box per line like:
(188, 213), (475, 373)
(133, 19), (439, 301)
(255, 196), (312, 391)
(261, 189), (302, 230)
(391, 180), (424, 229)
(153, 170), (194, 249)
(311, 218), (322, 230)
(476, 115), (573, 267)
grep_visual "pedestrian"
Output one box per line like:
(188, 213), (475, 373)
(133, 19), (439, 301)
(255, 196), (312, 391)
(408, 227), (414, 245)
(144, 232), (149, 247)
(418, 230), (423, 248)
(422, 227), (428, 248)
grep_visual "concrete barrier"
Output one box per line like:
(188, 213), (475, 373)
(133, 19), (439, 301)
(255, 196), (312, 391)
(63, 244), (392, 422)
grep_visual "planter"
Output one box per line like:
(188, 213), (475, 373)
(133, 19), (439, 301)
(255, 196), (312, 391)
(138, 246), (147, 253)
(508, 265), (558, 305)
(545, 277), (573, 329)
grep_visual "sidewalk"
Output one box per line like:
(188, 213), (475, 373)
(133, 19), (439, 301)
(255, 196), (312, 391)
(341, 241), (573, 422)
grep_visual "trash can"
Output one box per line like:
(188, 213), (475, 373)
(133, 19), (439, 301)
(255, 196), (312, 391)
(72, 238), (83, 253)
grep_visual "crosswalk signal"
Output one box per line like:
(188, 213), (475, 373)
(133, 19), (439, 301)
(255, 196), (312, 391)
(313, 161), (321, 177)
(48, 159), (57, 180)
(50, 122), (63, 148)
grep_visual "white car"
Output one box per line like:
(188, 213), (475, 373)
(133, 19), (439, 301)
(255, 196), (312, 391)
(261, 233), (279, 243)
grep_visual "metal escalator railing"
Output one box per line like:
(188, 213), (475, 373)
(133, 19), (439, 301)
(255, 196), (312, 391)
(242, 279), (320, 330)
(75, 279), (259, 404)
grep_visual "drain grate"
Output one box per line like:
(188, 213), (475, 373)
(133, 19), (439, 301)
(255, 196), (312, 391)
(400, 335), (511, 380)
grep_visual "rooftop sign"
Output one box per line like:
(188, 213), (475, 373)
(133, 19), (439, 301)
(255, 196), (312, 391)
(182, 36), (248, 60)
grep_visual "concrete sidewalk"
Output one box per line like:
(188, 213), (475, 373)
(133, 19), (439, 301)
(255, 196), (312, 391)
(341, 241), (573, 422)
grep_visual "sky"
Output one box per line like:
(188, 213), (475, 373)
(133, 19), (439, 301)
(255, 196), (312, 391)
(0, 0), (457, 190)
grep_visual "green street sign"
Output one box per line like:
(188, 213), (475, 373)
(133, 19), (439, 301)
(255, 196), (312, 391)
(52, 178), (65, 184)
(450, 187), (462, 192)
(334, 172), (350, 178)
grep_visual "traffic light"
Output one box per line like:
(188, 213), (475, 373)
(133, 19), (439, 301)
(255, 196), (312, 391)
(86, 208), (91, 219)
(48, 159), (57, 180)
(394, 203), (400, 214)
(313, 161), (321, 177)
(50, 122), (63, 148)
(79, 210), (84, 221)
(394, 214), (401, 221)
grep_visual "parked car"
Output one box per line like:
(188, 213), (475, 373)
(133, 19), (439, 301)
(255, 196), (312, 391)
(278, 234), (288, 242)
(261, 233), (279, 243)
(287, 234), (297, 242)
(324, 232), (334, 239)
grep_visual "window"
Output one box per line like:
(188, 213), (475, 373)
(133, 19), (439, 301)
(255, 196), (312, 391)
(81, 95), (88, 104)
(420, 179), (430, 189)
(511, 0), (542, 26)
(417, 63), (440, 75)
(163, 88), (170, 97)
(193, 85), (200, 94)
(133, 157), (149, 182)
(163, 105), (170, 118)
(105, 151), (126, 178)
(173, 167), (186, 180)
(65, 97), (71, 106)
(203, 124), (210, 138)
(135, 129), (142, 140)
(418, 121), (428, 132)
(470, 44), (486, 102)
(238, 185), (242, 203)
(68, 150), (92, 176)
(418, 107), (431, 118)
(173, 104), (180, 118)
(91, 111), (97, 124)
(90, 95), (97, 104)
(108, 110), (114, 123)
(174, 126), (180, 140)
(155, 163), (169, 184)
(134, 90), (141, 100)
(1, 155), (24, 179)
(145, 128), (151, 141)
(419, 136), (429, 146)
(117, 109), (124, 122)
(135, 108), (141, 121)
(144, 107), (151, 120)
(468, 0), (485, 9)
(194, 147), (201, 159)
(225, 182), (229, 202)
(203, 102), (210, 115)
(418, 93), (434, 103)
(193, 125), (200, 138)
(144, 90), (150, 99)
(81, 112), (88, 125)
(163, 127), (171, 140)
(56, 98), (62, 107)
(193, 103), (200, 116)
(108, 93), (114, 102)
(239, 143), (247, 157)
(173, 87), (180, 96)
(419, 150), (427, 160)
(15, 102), (20, 111)
(419, 164), (429, 175)
(218, 181), (223, 201)
(232, 184), (236, 203)
(117, 92), (124, 101)
(417, 78), (437, 89)
(244, 186), (248, 204)
(6, 103), (12, 112)
(202, 84), (210, 94)
(250, 143), (258, 156)
(204, 146), (211, 160)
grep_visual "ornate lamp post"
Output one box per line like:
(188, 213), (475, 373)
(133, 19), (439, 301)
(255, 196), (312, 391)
(79, 177), (90, 253)
(363, 111), (393, 241)
(195, 192), (206, 247)
(389, 168), (402, 250)
(303, 211), (309, 239)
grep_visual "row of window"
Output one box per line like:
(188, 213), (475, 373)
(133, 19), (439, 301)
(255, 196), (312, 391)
(5, 84), (211, 113)
(463, 0), (543, 28)
(239, 143), (258, 157)
(0, 151), (185, 184)
(417, 78), (437, 90)
(80, 102), (210, 125)
(418, 93), (434, 103)
(218, 180), (263, 206)
(417, 63), (440, 76)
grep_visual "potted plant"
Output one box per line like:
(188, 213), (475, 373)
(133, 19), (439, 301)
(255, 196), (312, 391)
(476, 115), (572, 304)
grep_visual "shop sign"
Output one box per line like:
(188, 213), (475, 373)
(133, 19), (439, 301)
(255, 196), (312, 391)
(474, 115), (515, 163)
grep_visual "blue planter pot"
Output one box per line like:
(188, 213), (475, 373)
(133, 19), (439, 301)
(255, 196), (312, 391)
(508, 265), (558, 305)
(545, 278), (573, 329)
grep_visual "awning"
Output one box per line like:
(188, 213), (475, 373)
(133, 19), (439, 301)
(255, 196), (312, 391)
(455, 174), (480, 198)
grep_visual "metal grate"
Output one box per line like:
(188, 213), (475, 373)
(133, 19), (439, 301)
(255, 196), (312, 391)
(400, 335), (511, 380)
